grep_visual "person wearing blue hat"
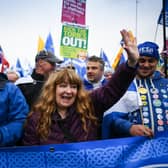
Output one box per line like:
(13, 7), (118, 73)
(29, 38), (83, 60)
(138, 41), (160, 60)
(102, 41), (168, 139)
(137, 41), (160, 79)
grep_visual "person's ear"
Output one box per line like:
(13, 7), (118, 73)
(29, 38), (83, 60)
(38, 59), (44, 65)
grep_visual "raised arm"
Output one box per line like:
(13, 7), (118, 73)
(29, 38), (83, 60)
(91, 29), (139, 116)
(120, 29), (139, 67)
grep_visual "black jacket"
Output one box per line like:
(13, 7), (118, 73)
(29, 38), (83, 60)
(16, 69), (45, 109)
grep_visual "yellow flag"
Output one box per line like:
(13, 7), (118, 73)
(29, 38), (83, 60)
(112, 47), (124, 70)
(37, 36), (45, 52)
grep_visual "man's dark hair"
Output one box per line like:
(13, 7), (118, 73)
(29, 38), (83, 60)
(87, 55), (105, 71)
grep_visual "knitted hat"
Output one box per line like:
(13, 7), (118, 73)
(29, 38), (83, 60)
(138, 41), (160, 60)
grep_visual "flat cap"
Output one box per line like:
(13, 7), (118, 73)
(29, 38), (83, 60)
(35, 50), (62, 64)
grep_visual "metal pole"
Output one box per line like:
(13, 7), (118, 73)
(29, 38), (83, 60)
(154, 24), (159, 42)
(135, 0), (138, 38)
(162, 0), (167, 78)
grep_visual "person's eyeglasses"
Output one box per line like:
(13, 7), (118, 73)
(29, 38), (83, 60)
(67, 66), (75, 70)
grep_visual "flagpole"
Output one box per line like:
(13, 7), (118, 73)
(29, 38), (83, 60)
(162, 0), (167, 77)
(135, 0), (138, 38)
(154, 24), (159, 42)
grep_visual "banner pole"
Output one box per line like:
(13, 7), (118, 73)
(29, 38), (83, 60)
(163, 0), (168, 78)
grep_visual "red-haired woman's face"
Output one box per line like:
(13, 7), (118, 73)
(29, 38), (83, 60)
(56, 82), (78, 111)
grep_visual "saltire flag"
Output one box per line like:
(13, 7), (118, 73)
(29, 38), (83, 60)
(61, 58), (86, 79)
(158, 0), (168, 26)
(45, 32), (55, 54)
(72, 58), (86, 78)
(102, 48), (142, 139)
(27, 62), (33, 76)
(100, 48), (111, 68)
(16, 58), (24, 77)
(37, 36), (45, 52)
(0, 46), (10, 73)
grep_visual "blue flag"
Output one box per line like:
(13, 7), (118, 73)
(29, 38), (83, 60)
(100, 48), (111, 68)
(45, 32), (55, 54)
(61, 58), (86, 79)
(158, 0), (168, 26)
(16, 58), (24, 77)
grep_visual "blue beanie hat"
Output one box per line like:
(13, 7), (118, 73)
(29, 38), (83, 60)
(138, 41), (160, 60)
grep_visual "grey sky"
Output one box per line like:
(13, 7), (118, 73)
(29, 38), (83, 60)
(0, 0), (162, 67)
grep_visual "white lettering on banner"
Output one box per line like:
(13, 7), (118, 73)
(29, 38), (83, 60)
(62, 37), (87, 48)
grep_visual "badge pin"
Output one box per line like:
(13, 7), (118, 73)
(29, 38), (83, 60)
(155, 108), (163, 114)
(143, 118), (149, 124)
(138, 87), (148, 94)
(163, 94), (168, 99)
(140, 95), (147, 100)
(143, 107), (149, 111)
(150, 88), (159, 94)
(143, 112), (149, 117)
(152, 94), (159, 99)
(142, 101), (148, 106)
(161, 89), (166, 94)
(157, 114), (163, 120)
(163, 102), (168, 107)
(157, 126), (164, 131)
(157, 119), (164, 126)
(153, 99), (162, 107)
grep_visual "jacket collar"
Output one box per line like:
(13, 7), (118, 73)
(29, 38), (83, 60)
(31, 69), (45, 81)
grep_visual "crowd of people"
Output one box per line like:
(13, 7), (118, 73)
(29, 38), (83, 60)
(0, 29), (168, 147)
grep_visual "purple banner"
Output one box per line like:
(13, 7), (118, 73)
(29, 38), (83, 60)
(61, 0), (86, 25)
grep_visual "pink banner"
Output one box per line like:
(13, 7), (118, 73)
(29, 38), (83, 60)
(61, 0), (86, 25)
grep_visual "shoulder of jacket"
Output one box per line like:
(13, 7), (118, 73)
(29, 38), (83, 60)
(15, 76), (34, 85)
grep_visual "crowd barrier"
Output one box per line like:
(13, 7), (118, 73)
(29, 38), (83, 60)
(0, 131), (168, 168)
